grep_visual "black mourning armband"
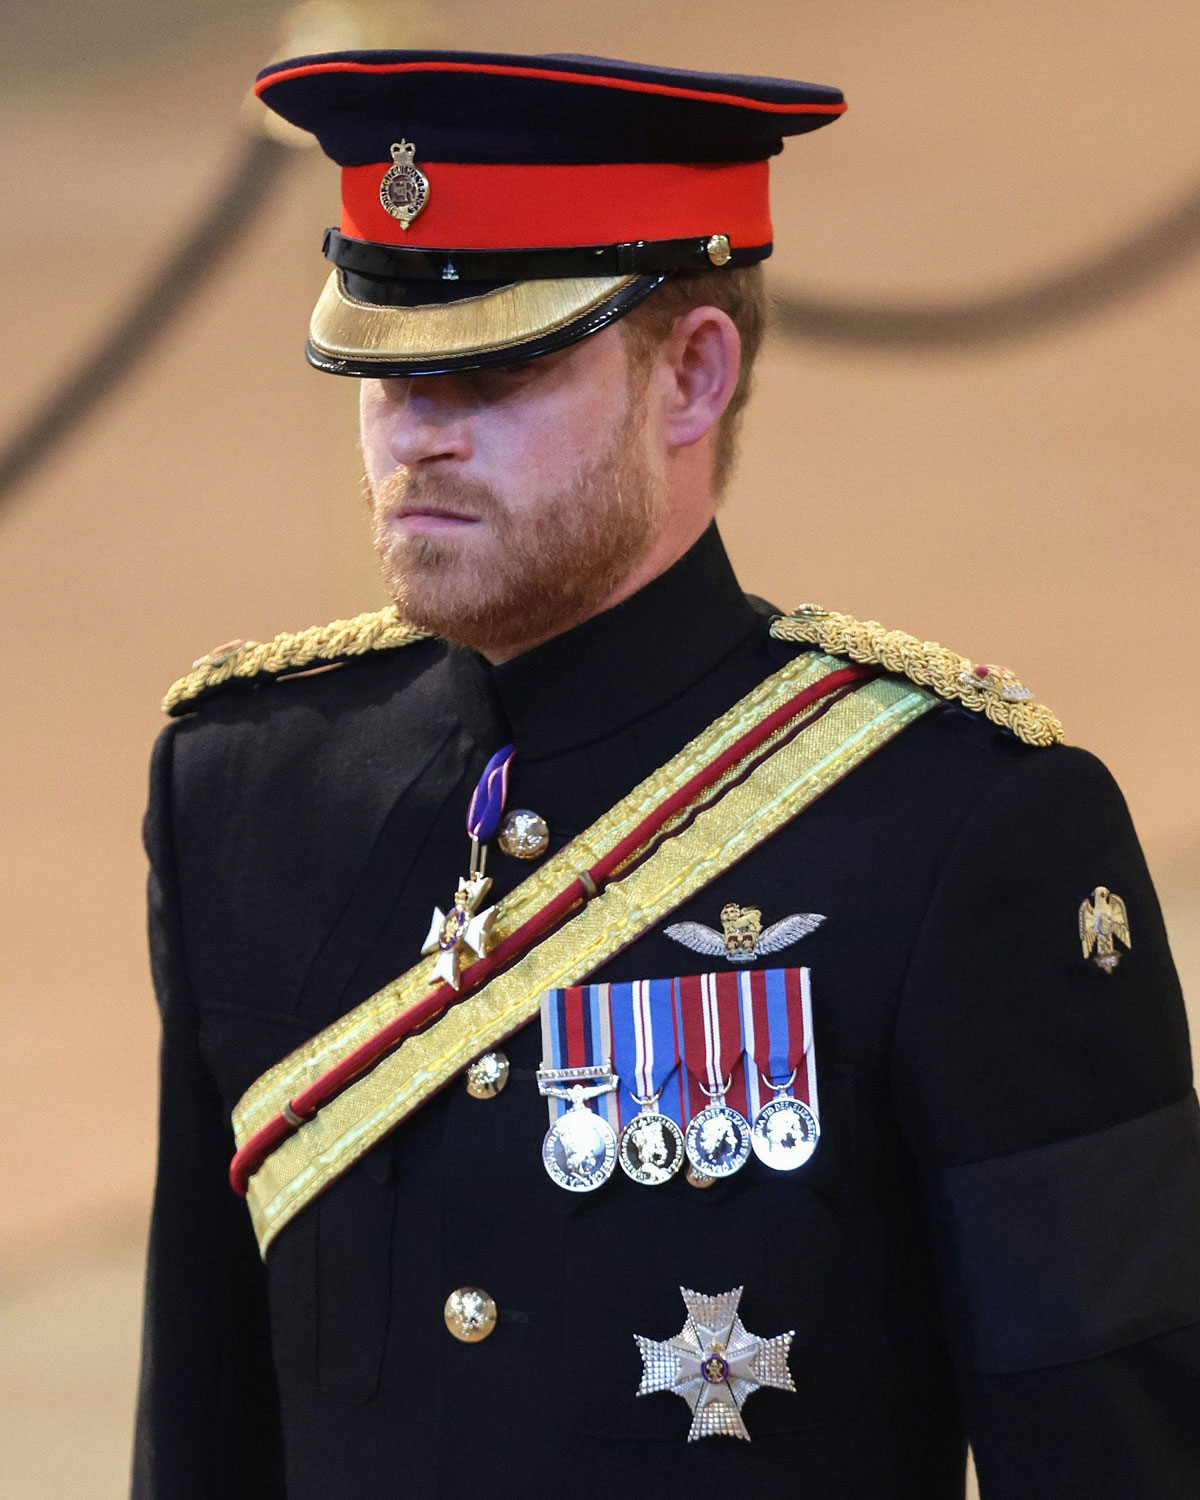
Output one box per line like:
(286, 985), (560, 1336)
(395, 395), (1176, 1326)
(926, 1091), (1200, 1375)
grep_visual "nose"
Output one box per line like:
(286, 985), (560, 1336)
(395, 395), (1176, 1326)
(379, 376), (474, 468)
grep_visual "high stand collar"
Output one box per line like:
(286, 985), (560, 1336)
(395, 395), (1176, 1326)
(452, 523), (760, 761)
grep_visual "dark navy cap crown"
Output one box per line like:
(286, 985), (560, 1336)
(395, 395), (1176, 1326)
(254, 49), (845, 166)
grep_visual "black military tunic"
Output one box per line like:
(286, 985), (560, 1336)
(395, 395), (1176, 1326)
(133, 524), (1200, 1499)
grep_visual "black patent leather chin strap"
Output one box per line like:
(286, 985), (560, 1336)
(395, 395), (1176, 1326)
(322, 228), (770, 283)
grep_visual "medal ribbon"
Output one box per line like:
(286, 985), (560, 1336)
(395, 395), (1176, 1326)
(539, 983), (618, 1132)
(678, 971), (749, 1121)
(466, 743), (515, 842)
(611, 978), (683, 1130)
(542, 969), (814, 1137)
(737, 967), (817, 1123)
(542, 978), (687, 1133)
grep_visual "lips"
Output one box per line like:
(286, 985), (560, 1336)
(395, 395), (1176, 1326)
(396, 504), (478, 521)
(393, 504), (481, 531)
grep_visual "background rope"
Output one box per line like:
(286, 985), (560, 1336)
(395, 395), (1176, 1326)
(2, 126), (1199, 516)
(772, 169), (1200, 349)
(0, 132), (297, 515)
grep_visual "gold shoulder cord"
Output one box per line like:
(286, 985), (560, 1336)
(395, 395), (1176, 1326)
(161, 606), (430, 716)
(770, 606), (1063, 748)
(163, 602), (1062, 748)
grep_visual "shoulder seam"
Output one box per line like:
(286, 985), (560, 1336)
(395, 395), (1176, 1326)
(770, 605), (1063, 748)
(161, 607), (431, 717)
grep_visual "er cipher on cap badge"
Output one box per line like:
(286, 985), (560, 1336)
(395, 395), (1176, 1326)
(380, 140), (429, 229)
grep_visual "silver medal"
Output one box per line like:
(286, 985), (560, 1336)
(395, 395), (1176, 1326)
(750, 1095), (819, 1171)
(542, 1100), (618, 1192)
(684, 1100), (751, 1179)
(537, 1067), (618, 1193)
(619, 1108), (685, 1186)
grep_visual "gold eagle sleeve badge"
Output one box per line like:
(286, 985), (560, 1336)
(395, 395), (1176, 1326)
(1079, 886), (1131, 973)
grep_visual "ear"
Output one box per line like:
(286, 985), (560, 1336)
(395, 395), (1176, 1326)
(656, 306), (742, 451)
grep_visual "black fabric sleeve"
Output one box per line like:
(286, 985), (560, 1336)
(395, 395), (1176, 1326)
(130, 726), (286, 1500)
(890, 744), (1200, 1499)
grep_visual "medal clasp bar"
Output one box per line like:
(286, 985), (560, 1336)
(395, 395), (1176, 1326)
(536, 1061), (615, 1092)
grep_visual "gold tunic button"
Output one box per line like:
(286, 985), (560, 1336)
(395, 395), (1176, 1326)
(465, 1050), (509, 1099)
(444, 1287), (498, 1343)
(497, 808), (550, 859)
(686, 1163), (717, 1189)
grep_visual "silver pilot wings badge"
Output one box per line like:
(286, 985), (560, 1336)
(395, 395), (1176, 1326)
(635, 1286), (795, 1441)
(664, 902), (825, 964)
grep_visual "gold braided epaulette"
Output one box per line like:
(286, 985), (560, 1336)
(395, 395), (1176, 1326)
(769, 605), (1063, 748)
(162, 606), (431, 717)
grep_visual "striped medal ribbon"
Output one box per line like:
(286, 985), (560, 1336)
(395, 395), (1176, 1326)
(537, 984), (619, 1192)
(537, 967), (819, 1191)
(680, 973), (753, 1179)
(613, 980), (686, 1185)
(538, 978), (688, 1190)
(739, 968), (820, 1171)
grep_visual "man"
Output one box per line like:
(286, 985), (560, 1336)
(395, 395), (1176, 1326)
(133, 49), (1200, 1500)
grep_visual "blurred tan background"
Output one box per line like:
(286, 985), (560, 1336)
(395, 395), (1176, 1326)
(1, 2), (1197, 1495)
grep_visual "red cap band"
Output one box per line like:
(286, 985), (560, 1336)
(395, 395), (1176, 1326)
(340, 158), (772, 250)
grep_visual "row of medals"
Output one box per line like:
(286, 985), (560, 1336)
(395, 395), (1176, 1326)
(536, 1062), (820, 1194)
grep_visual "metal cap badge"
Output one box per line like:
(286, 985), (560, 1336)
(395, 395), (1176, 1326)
(379, 139), (429, 228)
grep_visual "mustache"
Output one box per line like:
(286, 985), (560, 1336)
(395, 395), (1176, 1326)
(371, 466), (506, 522)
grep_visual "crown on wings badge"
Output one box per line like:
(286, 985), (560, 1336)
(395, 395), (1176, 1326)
(664, 903), (825, 964)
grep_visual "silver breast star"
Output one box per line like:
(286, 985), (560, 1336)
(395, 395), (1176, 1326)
(634, 1286), (795, 1441)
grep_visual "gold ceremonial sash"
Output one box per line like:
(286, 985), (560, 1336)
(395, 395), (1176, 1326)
(234, 654), (936, 1254)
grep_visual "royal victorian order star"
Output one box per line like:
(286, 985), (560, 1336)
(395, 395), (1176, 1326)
(635, 1286), (795, 1441)
(421, 871), (497, 989)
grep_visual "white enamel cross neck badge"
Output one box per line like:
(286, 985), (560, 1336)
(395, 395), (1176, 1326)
(664, 902), (825, 964)
(635, 1286), (795, 1441)
(421, 871), (496, 989)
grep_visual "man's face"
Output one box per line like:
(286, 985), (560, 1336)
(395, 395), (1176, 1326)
(360, 322), (668, 659)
